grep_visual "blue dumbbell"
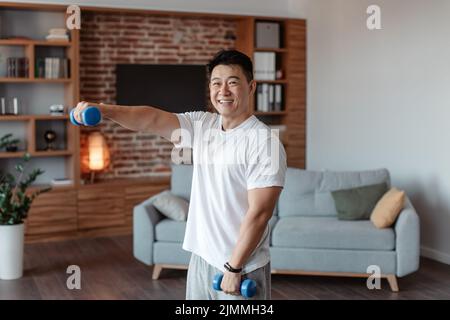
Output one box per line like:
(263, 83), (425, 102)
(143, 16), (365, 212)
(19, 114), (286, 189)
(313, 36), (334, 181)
(212, 273), (256, 298)
(70, 106), (102, 126)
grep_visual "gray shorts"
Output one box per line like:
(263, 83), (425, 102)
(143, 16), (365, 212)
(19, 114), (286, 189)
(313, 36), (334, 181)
(186, 253), (271, 300)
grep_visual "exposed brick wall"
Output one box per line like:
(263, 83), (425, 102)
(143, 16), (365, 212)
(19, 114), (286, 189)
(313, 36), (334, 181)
(79, 12), (236, 181)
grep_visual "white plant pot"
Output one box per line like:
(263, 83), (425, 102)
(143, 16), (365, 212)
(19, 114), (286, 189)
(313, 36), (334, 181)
(0, 223), (24, 280)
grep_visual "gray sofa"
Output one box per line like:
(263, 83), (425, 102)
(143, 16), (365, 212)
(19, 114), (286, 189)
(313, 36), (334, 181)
(133, 165), (420, 291)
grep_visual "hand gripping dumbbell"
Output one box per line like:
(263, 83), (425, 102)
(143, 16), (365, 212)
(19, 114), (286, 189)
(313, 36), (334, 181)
(70, 106), (102, 126)
(212, 273), (257, 298)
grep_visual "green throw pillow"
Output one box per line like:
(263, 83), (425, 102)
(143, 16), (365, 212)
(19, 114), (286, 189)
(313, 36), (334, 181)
(331, 182), (388, 220)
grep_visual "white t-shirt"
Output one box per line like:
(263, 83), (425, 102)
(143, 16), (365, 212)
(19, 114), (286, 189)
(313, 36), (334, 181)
(174, 111), (287, 274)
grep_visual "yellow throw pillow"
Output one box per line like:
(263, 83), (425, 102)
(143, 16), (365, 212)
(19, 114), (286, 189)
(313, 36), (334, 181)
(370, 188), (405, 228)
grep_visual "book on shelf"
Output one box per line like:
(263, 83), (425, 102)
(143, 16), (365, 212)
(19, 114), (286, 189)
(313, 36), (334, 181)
(45, 34), (69, 41)
(256, 83), (283, 112)
(253, 52), (276, 80)
(51, 178), (73, 186)
(6, 57), (29, 77)
(36, 58), (70, 79)
(49, 28), (67, 35)
(274, 84), (283, 111)
(46, 28), (69, 41)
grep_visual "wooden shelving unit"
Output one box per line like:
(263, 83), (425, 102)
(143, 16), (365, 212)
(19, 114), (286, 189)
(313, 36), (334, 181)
(0, 3), (82, 243)
(0, 4), (80, 186)
(236, 18), (306, 167)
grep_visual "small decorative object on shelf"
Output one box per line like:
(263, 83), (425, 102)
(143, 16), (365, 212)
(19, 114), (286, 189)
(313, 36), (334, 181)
(44, 130), (57, 150)
(0, 133), (20, 152)
(276, 69), (283, 80)
(255, 21), (280, 48)
(51, 178), (72, 186)
(49, 104), (65, 116)
(45, 28), (69, 42)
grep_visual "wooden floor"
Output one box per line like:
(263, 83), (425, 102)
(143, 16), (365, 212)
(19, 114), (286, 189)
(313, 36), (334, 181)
(1, 235), (449, 300)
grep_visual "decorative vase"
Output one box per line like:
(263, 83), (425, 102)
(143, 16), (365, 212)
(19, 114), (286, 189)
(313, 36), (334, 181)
(0, 223), (25, 280)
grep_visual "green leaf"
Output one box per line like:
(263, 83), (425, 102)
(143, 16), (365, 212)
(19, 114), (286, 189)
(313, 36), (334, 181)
(0, 152), (50, 225)
(1, 133), (13, 141)
(15, 164), (24, 173)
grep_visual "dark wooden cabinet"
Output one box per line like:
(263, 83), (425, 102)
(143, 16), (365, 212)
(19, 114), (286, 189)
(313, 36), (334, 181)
(26, 177), (169, 243)
(26, 189), (78, 238)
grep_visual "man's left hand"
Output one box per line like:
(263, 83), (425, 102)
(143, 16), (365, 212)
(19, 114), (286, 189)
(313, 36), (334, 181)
(220, 271), (242, 296)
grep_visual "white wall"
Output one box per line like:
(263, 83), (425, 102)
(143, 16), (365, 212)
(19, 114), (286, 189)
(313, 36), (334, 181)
(305, 0), (450, 264)
(8, 0), (294, 17)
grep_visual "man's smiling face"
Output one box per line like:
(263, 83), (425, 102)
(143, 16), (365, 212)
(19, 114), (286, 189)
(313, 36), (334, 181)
(209, 64), (256, 118)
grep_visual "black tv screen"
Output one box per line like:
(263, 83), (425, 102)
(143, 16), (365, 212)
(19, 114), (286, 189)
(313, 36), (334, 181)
(116, 64), (207, 113)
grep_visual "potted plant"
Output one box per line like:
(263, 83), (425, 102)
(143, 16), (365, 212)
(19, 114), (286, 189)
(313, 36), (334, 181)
(0, 153), (51, 280)
(0, 133), (20, 152)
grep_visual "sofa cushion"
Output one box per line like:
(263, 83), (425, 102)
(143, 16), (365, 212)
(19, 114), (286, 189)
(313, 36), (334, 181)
(151, 190), (189, 221)
(155, 219), (186, 242)
(278, 168), (390, 218)
(271, 216), (395, 250)
(331, 182), (388, 220)
(371, 187), (405, 228)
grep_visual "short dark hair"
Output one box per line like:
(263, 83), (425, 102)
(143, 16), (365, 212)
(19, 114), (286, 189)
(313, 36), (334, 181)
(207, 49), (253, 82)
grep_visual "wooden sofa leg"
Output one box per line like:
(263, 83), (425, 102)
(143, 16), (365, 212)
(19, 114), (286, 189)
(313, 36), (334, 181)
(386, 275), (399, 292)
(152, 264), (163, 280)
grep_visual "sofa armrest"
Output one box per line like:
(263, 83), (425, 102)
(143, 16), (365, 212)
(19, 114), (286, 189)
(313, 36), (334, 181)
(133, 195), (165, 265)
(395, 196), (420, 277)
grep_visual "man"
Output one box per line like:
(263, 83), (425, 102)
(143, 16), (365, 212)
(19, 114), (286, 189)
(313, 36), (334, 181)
(73, 49), (286, 300)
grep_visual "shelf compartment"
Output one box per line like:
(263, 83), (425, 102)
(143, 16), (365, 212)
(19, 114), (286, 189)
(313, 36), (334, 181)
(255, 83), (285, 113)
(35, 119), (68, 152)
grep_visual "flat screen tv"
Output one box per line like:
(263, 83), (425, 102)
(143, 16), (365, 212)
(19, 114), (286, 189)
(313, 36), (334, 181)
(116, 64), (207, 113)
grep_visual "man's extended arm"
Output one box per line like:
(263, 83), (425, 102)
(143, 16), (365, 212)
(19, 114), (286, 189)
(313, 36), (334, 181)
(72, 101), (180, 143)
